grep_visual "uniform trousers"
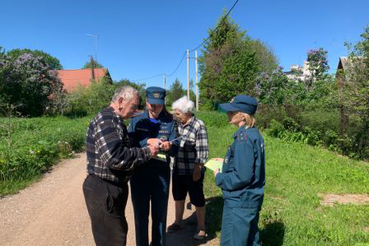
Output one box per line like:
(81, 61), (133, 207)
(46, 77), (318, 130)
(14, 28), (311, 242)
(130, 164), (170, 246)
(83, 174), (129, 246)
(220, 204), (261, 246)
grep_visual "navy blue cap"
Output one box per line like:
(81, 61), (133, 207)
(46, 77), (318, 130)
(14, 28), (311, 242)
(219, 95), (258, 115)
(146, 86), (166, 105)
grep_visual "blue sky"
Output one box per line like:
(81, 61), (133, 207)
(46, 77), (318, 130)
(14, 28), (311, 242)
(1, 0), (368, 89)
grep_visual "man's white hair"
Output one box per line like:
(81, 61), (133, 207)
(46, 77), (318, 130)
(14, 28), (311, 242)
(111, 86), (138, 103)
(172, 96), (194, 114)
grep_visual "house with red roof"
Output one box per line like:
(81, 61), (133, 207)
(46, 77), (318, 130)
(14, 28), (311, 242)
(56, 68), (112, 93)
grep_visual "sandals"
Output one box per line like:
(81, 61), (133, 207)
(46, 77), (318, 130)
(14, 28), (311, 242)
(193, 230), (207, 240)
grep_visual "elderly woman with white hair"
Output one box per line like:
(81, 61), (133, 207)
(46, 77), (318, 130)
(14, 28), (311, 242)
(167, 96), (209, 240)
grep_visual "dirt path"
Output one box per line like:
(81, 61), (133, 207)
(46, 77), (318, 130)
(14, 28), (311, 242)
(0, 153), (218, 246)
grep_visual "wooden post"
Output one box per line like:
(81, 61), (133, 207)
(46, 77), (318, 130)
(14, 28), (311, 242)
(90, 55), (95, 81)
(187, 49), (190, 101)
(195, 50), (199, 111)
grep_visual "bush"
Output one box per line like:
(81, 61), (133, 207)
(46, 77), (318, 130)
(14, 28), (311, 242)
(65, 79), (115, 117)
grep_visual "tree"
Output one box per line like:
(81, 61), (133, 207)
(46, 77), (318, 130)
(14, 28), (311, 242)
(0, 53), (65, 116)
(249, 39), (279, 74)
(7, 48), (63, 70)
(83, 59), (103, 69)
(307, 48), (329, 81)
(166, 78), (185, 106)
(199, 14), (261, 109)
(340, 25), (369, 158)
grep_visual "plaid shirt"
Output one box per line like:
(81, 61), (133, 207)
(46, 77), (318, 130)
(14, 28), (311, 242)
(176, 116), (209, 175)
(86, 107), (151, 184)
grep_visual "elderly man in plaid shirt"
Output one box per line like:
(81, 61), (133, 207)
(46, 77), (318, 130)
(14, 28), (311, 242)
(168, 96), (209, 240)
(82, 86), (160, 246)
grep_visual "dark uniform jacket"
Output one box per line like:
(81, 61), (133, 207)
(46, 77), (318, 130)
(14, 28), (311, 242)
(128, 110), (178, 167)
(215, 126), (265, 209)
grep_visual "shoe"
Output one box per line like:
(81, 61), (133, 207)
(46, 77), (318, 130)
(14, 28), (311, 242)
(167, 222), (185, 233)
(193, 230), (207, 240)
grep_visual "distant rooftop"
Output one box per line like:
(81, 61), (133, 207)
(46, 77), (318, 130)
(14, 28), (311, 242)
(56, 68), (109, 92)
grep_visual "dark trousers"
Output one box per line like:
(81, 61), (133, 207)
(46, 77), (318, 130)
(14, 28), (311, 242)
(220, 205), (261, 246)
(130, 165), (170, 246)
(83, 175), (129, 246)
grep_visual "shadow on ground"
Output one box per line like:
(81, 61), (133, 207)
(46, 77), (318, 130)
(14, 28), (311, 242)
(166, 196), (224, 246)
(260, 221), (285, 246)
(166, 211), (212, 246)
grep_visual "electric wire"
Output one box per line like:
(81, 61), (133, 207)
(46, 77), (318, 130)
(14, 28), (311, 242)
(189, 0), (240, 52)
(131, 0), (240, 82)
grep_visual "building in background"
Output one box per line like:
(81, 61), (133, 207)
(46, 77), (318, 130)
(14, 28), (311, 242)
(56, 68), (112, 93)
(284, 61), (311, 81)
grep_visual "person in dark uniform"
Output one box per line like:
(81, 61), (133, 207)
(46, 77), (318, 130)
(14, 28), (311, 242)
(214, 95), (265, 246)
(128, 86), (178, 246)
(83, 86), (160, 246)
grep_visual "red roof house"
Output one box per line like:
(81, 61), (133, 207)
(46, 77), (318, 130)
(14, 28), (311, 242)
(56, 68), (112, 93)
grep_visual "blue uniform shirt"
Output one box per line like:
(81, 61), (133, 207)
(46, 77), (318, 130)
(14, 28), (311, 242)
(128, 110), (178, 166)
(215, 126), (265, 209)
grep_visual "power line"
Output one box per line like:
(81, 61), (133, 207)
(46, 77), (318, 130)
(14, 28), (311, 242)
(189, 0), (240, 52)
(132, 73), (164, 82)
(132, 50), (187, 82)
(167, 51), (186, 77)
(131, 0), (240, 83)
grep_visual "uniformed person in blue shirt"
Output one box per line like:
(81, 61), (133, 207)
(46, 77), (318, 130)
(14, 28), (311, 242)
(128, 86), (178, 246)
(214, 95), (265, 246)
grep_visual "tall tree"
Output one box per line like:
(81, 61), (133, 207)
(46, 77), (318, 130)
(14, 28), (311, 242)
(166, 78), (184, 106)
(249, 39), (279, 74)
(7, 48), (63, 70)
(199, 14), (261, 109)
(307, 48), (329, 80)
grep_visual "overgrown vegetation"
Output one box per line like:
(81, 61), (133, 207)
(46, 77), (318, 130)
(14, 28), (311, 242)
(197, 14), (369, 160)
(196, 111), (369, 246)
(0, 116), (90, 196)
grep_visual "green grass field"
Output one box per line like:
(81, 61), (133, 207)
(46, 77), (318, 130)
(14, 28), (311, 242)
(1, 111), (368, 245)
(198, 112), (369, 246)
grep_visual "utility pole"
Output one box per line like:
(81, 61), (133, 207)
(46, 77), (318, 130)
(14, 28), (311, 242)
(195, 50), (199, 111)
(163, 74), (166, 90)
(90, 55), (95, 81)
(86, 33), (99, 63)
(187, 49), (190, 101)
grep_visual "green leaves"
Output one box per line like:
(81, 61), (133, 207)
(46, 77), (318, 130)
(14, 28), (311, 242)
(199, 15), (264, 108)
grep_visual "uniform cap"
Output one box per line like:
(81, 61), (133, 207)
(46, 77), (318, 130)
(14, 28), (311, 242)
(146, 86), (166, 105)
(219, 95), (258, 115)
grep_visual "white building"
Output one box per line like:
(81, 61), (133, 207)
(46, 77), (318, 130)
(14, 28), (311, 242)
(284, 61), (312, 81)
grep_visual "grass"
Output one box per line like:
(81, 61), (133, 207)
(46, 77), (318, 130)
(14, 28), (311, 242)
(0, 116), (91, 196)
(1, 111), (368, 245)
(196, 111), (369, 246)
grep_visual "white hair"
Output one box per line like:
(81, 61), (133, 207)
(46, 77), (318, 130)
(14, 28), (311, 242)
(111, 86), (138, 103)
(172, 96), (194, 114)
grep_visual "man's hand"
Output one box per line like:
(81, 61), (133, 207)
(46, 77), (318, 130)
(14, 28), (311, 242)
(148, 144), (160, 157)
(160, 141), (172, 151)
(147, 138), (161, 147)
(193, 164), (202, 182)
